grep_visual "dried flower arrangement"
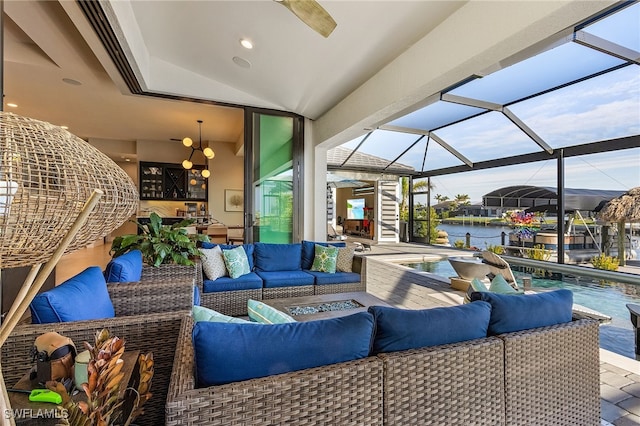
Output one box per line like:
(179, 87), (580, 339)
(47, 329), (153, 426)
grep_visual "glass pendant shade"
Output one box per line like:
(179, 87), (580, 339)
(201, 169), (211, 178)
(182, 159), (193, 169)
(203, 147), (215, 159)
(182, 137), (193, 147)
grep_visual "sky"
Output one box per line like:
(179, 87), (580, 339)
(340, 3), (640, 204)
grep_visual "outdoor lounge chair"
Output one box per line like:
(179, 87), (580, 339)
(327, 223), (347, 241)
(481, 250), (519, 290)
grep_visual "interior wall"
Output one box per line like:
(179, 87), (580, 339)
(88, 138), (245, 229)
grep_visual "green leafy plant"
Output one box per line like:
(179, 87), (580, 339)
(525, 244), (551, 261)
(485, 243), (505, 255)
(453, 240), (465, 249)
(110, 212), (208, 266)
(591, 253), (619, 271)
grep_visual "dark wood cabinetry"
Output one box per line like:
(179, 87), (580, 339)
(140, 162), (207, 201)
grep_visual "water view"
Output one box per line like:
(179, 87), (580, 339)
(437, 223), (512, 250)
(405, 255), (637, 359)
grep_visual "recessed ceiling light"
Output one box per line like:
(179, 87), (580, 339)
(6, 103), (18, 108)
(240, 39), (253, 49)
(232, 56), (251, 69)
(62, 78), (82, 86)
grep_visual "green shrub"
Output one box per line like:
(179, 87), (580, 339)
(525, 244), (551, 261)
(591, 254), (619, 271)
(453, 240), (465, 249)
(485, 244), (505, 254)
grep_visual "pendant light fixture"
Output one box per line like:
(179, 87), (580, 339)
(182, 120), (214, 178)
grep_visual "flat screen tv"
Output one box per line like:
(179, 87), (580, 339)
(347, 198), (365, 219)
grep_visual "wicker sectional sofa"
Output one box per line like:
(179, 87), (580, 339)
(166, 291), (601, 426)
(198, 241), (365, 316)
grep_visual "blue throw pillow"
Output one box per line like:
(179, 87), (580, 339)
(193, 311), (375, 387)
(254, 243), (302, 272)
(30, 266), (115, 324)
(470, 289), (573, 335)
(368, 303), (491, 354)
(103, 250), (143, 283)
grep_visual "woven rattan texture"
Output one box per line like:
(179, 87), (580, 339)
(0, 112), (138, 268)
(141, 263), (198, 282)
(379, 337), (506, 425)
(107, 278), (194, 316)
(262, 285), (314, 300)
(314, 282), (365, 295)
(201, 288), (262, 316)
(166, 315), (384, 425)
(501, 319), (600, 426)
(2, 311), (185, 426)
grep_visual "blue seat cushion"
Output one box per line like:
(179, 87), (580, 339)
(301, 240), (347, 270)
(203, 272), (263, 293)
(103, 250), (143, 283)
(255, 270), (314, 288)
(193, 311), (375, 386)
(254, 243), (302, 272)
(368, 302), (492, 354)
(470, 289), (573, 335)
(306, 271), (361, 285)
(193, 285), (201, 306)
(201, 242), (255, 270)
(30, 266), (115, 324)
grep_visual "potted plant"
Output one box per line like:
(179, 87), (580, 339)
(110, 212), (208, 267)
(47, 329), (154, 426)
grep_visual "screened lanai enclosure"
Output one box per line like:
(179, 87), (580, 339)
(332, 2), (639, 263)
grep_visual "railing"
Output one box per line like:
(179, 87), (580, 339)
(502, 254), (640, 286)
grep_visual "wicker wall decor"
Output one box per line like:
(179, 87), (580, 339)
(0, 112), (139, 268)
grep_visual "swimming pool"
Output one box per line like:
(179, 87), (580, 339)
(403, 259), (637, 359)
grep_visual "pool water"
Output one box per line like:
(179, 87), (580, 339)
(403, 260), (637, 359)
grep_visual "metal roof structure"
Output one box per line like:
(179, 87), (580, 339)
(483, 185), (626, 212)
(338, 2), (639, 178)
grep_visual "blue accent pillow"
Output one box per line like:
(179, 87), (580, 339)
(103, 250), (143, 283)
(202, 242), (255, 270)
(471, 289), (573, 335)
(193, 311), (375, 387)
(301, 240), (347, 270)
(30, 266), (115, 324)
(368, 303), (491, 354)
(254, 243), (302, 272)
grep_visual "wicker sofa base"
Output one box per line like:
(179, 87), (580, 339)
(200, 288), (263, 316)
(165, 317), (599, 426)
(3, 311), (186, 426)
(262, 285), (314, 299)
(314, 281), (365, 295)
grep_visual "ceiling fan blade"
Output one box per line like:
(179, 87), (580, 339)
(276, 0), (337, 38)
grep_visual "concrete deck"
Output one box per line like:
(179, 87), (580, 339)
(350, 239), (640, 426)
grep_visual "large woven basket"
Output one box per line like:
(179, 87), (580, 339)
(0, 112), (138, 268)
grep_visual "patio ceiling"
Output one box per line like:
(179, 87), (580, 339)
(338, 3), (640, 178)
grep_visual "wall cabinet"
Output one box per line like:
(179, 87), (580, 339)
(140, 162), (207, 201)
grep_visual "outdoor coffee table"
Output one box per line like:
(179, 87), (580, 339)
(262, 292), (391, 322)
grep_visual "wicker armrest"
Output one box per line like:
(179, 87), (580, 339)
(499, 319), (600, 426)
(2, 311), (187, 426)
(141, 262), (198, 282)
(107, 278), (194, 316)
(166, 315), (384, 426)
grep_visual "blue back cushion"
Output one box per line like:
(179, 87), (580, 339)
(103, 250), (143, 283)
(201, 242), (255, 270)
(301, 240), (347, 270)
(30, 266), (115, 324)
(368, 303), (491, 354)
(254, 243), (302, 272)
(471, 289), (573, 335)
(193, 311), (375, 387)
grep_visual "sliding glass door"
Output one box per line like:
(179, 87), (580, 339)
(244, 109), (303, 243)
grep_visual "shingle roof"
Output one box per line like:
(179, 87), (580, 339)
(327, 147), (414, 174)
